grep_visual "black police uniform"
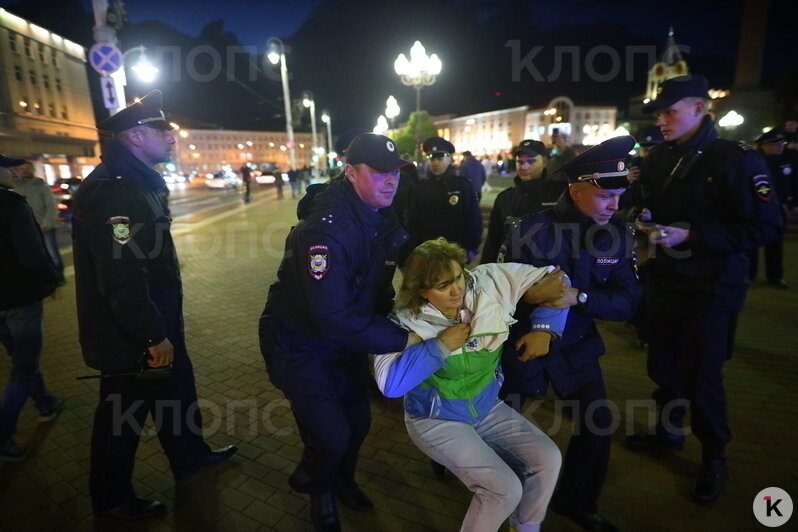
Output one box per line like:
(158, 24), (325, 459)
(747, 130), (796, 284)
(499, 136), (641, 526)
(407, 138), (482, 254)
(634, 115), (783, 463)
(72, 93), (224, 514)
(481, 169), (565, 264)
(259, 173), (409, 497)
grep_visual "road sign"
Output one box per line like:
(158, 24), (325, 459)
(89, 42), (123, 75)
(101, 76), (120, 109)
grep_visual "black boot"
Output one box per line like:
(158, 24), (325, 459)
(692, 458), (727, 504)
(310, 491), (341, 532)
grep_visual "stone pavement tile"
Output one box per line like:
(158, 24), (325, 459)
(272, 511), (313, 532)
(242, 499), (283, 528)
(265, 489), (306, 516)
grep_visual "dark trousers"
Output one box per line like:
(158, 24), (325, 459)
(0, 301), (55, 441)
(747, 239), (783, 282)
(552, 375), (613, 514)
(646, 293), (734, 460)
(283, 384), (371, 495)
(89, 289), (209, 510)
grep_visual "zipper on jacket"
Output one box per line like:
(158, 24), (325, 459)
(462, 346), (479, 418)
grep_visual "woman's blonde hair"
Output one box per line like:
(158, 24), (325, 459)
(397, 238), (468, 314)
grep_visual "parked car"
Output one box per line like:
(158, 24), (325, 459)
(205, 172), (240, 189)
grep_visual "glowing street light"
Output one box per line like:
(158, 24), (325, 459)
(321, 111), (333, 171)
(374, 115), (389, 135)
(394, 41), (442, 113)
(303, 91), (319, 179)
(719, 110), (744, 128)
(266, 37), (296, 172)
(385, 95), (400, 129)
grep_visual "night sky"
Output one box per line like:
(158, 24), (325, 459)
(3, 0), (795, 132)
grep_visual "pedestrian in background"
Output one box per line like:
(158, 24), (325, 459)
(459, 150), (486, 201)
(72, 91), (236, 521)
(0, 154), (65, 463)
(11, 161), (64, 278)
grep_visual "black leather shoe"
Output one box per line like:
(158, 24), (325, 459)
(310, 491), (341, 532)
(95, 498), (167, 521)
(769, 279), (789, 289)
(552, 504), (619, 532)
(174, 445), (238, 480)
(692, 458), (727, 504)
(626, 431), (684, 451)
(430, 459), (448, 481)
(335, 483), (374, 511)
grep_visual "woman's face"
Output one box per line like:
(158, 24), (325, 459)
(419, 260), (466, 317)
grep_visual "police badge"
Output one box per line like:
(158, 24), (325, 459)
(449, 194), (460, 206)
(108, 216), (131, 244)
(308, 244), (330, 280)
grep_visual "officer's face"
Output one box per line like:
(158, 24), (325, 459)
(139, 126), (176, 165)
(654, 99), (704, 144)
(419, 260), (466, 317)
(347, 163), (400, 210)
(760, 142), (784, 156)
(569, 183), (625, 225)
(428, 154), (451, 175)
(516, 154), (545, 181)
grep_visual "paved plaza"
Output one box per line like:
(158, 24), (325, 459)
(1, 186), (796, 531)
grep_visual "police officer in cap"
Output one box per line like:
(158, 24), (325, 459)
(259, 133), (420, 532)
(499, 136), (641, 532)
(482, 139), (566, 264)
(627, 75), (783, 504)
(748, 128), (795, 288)
(407, 136), (482, 261)
(72, 90), (237, 520)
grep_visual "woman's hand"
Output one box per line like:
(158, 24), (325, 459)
(523, 267), (568, 304)
(514, 331), (552, 361)
(437, 323), (471, 351)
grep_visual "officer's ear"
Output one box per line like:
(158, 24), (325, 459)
(345, 164), (356, 184)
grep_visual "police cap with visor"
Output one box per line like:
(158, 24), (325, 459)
(422, 136), (455, 157)
(560, 135), (635, 189)
(514, 139), (549, 158)
(755, 128), (787, 145)
(641, 75), (710, 114)
(346, 133), (411, 172)
(98, 89), (174, 134)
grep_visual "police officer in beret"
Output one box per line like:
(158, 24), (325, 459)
(72, 91), (237, 520)
(259, 133), (420, 532)
(747, 128), (795, 288)
(626, 75), (783, 504)
(499, 136), (640, 532)
(481, 139), (566, 264)
(407, 137), (482, 262)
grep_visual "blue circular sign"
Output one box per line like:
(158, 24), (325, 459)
(89, 43), (123, 75)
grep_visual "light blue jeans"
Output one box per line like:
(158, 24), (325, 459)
(406, 401), (561, 532)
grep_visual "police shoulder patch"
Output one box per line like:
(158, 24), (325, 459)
(107, 215), (131, 244)
(752, 174), (773, 202)
(308, 244), (330, 280)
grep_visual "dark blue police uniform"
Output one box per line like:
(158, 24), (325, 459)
(499, 137), (641, 530)
(259, 134), (411, 530)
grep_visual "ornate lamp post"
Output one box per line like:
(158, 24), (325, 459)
(321, 111), (333, 173)
(266, 37), (296, 172)
(385, 95), (400, 129)
(394, 41), (441, 159)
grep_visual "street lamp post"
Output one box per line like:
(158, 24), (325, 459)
(385, 95), (400, 130)
(303, 91), (319, 180)
(394, 41), (442, 159)
(321, 111), (333, 173)
(267, 37), (296, 173)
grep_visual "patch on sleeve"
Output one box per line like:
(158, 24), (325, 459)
(752, 174), (773, 202)
(107, 216), (131, 244)
(308, 245), (330, 280)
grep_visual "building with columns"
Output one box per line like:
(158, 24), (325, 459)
(172, 128), (324, 175)
(0, 8), (99, 182)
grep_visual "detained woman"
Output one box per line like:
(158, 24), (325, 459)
(373, 238), (567, 532)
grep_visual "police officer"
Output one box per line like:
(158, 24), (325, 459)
(499, 136), (641, 532)
(259, 133), (419, 532)
(747, 128), (795, 288)
(626, 75), (783, 504)
(407, 137), (482, 261)
(72, 91), (236, 520)
(481, 139), (566, 264)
